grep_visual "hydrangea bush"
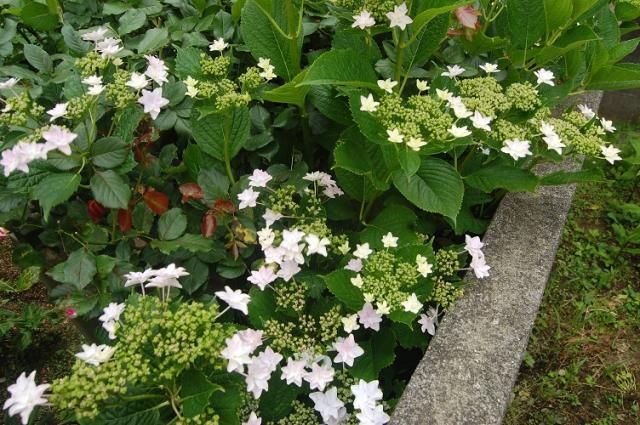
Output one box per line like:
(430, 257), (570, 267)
(1, 0), (638, 424)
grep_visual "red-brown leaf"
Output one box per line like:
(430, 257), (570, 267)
(179, 183), (204, 203)
(117, 208), (133, 232)
(201, 212), (217, 238)
(213, 199), (237, 215)
(87, 200), (106, 223)
(143, 190), (169, 215)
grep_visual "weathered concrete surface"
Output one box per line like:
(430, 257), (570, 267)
(390, 92), (603, 425)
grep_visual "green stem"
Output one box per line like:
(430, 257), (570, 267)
(299, 104), (313, 164)
(394, 30), (405, 89)
(286, 0), (302, 76)
(223, 116), (236, 184)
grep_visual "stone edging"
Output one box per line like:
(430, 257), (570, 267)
(390, 92), (604, 425)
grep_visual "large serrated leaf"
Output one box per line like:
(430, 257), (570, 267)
(392, 158), (464, 223)
(192, 106), (250, 162)
(90, 170), (131, 209)
(33, 172), (80, 218)
(322, 269), (364, 311)
(464, 164), (539, 193)
(350, 327), (397, 380)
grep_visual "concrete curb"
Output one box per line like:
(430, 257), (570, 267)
(390, 92), (604, 425)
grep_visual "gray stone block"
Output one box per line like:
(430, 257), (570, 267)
(390, 92), (604, 425)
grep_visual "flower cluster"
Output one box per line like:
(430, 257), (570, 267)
(357, 67), (620, 165)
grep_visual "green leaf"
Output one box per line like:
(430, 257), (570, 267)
(137, 27), (169, 53)
(241, 0), (302, 81)
(534, 25), (598, 66)
(464, 164), (539, 192)
(392, 158), (464, 223)
(409, 0), (469, 44)
(506, 0), (545, 51)
(157, 208), (187, 241)
(334, 168), (382, 202)
(181, 257), (209, 295)
(586, 63), (640, 90)
(347, 91), (391, 145)
(333, 127), (389, 190)
(61, 24), (91, 54)
(192, 106), (250, 162)
(0, 267), (40, 293)
(593, 4), (620, 49)
(33, 173), (80, 218)
(21, 1), (59, 31)
(259, 375), (301, 421)
(298, 49), (378, 89)
(90, 170), (131, 209)
(403, 13), (449, 71)
(91, 137), (129, 169)
(248, 286), (279, 328)
(198, 168), (230, 201)
(150, 234), (214, 254)
(543, 0), (573, 38)
(540, 168), (605, 185)
(360, 204), (419, 248)
(350, 327), (396, 380)
(119, 9), (146, 35)
(322, 269), (364, 311)
(87, 400), (161, 425)
(207, 375), (243, 425)
(63, 249), (97, 289)
(180, 369), (224, 418)
(175, 47), (203, 79)
(262, 69), (310, 107)
(113, 104), (144, 142)
(23, 44), (53, 73)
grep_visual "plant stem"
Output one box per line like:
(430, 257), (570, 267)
(299, 104), (313, 165)
(223, 115), (236, 184)
(286, 0), (302, 77)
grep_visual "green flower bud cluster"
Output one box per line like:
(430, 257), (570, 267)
(335, 0), (400, 21)
(456, 77), (511, 117)
(619, 0), (640, 7)
(239, 67), (263, 92)
(200, 54), (231, 78)
(431, 277), (464, 310)
(51, 297), (234, 420)
(272, 400), (320, 425)
(360, 250), (420, 312)
(562, 110), (589, 128)
(490, 118), (530, 142)
(66, 95), (92, 120)
(505, 82), (541, 112)
(406, 95), (454, 141)
(318, 305), (342, 344)
(238, 388), (260, 420)
(434, 249), (460, 278)
(376, 93), (454, 142)
(75, 52), (109, 77)
(330, 233), (349, 256)
(268, 185), (299, 215)
(0, 92), (34, 126)
(50, 349), (148, 418)
(275, 279), (308, 313)
(334, 369), (358, 404)
(216, 91), (251, 112)
(106, 69), (137, 109)
(539, 117), (605, 156)
(198, 79), (236, 98)
(264, 305), (342, 356)
(150, 301), (231, 380)
(176, 408), (220, 425)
